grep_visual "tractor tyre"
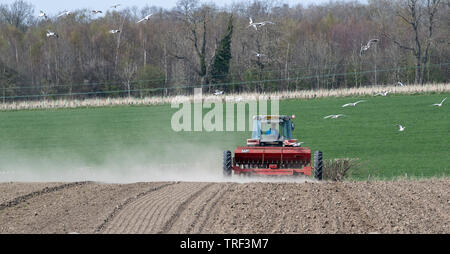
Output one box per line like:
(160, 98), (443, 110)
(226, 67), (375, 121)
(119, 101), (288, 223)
(223, 150), (232, 177)
(314, 150), (323, 181)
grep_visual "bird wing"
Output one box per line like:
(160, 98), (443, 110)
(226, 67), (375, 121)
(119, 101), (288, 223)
(342, 103), (351, 107)
(137, 18), (145, 23)
(441, 97), (447, 104)
(323, 115), (333, 119)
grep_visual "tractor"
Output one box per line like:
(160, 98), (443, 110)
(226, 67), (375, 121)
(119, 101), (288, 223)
(223, 115), (323, 180)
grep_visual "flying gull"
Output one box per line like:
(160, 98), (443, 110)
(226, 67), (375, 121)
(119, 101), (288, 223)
(342, 100), (366, 107)
(137, 14), (153, 23)
(323, 114), (346, 119)
(360, 39), (379, 56)
(248, 17), (275, 31)
(432, 97), (447, 107)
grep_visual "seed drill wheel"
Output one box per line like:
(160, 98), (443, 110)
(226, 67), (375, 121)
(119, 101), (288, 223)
(223, 150), (232, 177)
(314, 150), (323, 180)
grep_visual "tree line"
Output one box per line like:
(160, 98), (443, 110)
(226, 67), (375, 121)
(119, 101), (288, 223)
(0, 0), (448, 101)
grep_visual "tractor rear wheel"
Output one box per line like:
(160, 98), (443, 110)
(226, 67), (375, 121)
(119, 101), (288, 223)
(223, 150), (232, 177)
(314, 150), (323, 180)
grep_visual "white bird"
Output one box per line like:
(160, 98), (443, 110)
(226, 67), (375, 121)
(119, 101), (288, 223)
(92, 10), (103, 14)
(374, 90), (389, 96)
(432, 97), (447, 107)
(323, 114), (346, 119)
(39, 10), (48, 19)
(57, 11), (71, 18)
(397, 124), (405, 132)
(342, 100), (366, 107)
(360, 38), (379, 56)
(397, 81), (405, 87)
(109, 29), (120, 34)
(46, 30), (59, 38)
(137, 14), (153, 23)
(111, 4), (121, 8)
(252, 51), (265, 58)
(213, 90), (224, 96)
(248, 17), (275, 30)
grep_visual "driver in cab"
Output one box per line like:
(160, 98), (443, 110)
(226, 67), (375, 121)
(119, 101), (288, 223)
(265, 122), (280, 138)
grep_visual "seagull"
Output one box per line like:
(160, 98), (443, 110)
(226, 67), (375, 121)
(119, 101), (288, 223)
(137, 14), (153, 23)
(360, 38), (379, 56)
(397, 124), (405, 132)
(39, 10), (48, 19)
(109, 29), (121, 34)
(374, 90), (389, 96)
(111, 4), (121, 8)
(248, 17), (275, 30)
(92, 10), (103, 14)
(252, 51), (265, 58)
(57, 11), (71, 18)
(213, 90), (224, 96)
(323, 114), (346, 119)
(397, 81), (405, 87)
(432, 97), (447, 107)
(46, 30), (59, 38)
(342, 100), (366, 107)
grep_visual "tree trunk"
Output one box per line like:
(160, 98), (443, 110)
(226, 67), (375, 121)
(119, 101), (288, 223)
(415, 54), (421, 84)
(285, 42), (290, 91)
(164, 44), (168, 96)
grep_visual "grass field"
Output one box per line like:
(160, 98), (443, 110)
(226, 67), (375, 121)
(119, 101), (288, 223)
(0, 92), (449, 181)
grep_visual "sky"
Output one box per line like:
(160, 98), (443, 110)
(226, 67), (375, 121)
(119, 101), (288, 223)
(1, 0), (366, 16)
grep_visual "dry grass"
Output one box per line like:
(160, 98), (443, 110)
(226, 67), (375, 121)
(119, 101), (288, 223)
(323, 158), (360, 181)
(1, 83), (448, 111)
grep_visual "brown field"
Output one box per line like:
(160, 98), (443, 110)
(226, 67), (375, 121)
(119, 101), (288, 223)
(0, 179), (449, 234)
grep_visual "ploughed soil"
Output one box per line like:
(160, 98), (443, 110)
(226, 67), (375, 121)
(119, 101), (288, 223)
(0, 179), (449, 234)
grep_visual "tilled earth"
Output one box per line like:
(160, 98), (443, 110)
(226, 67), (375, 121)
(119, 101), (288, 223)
(0, 179), (449, 234)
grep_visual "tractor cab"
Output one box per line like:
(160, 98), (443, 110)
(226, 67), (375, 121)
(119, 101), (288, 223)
(247, 115), (299, 147)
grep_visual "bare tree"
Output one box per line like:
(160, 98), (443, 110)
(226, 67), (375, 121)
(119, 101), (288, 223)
(0, 0), (34, 31)
(385, 0), (442, 84)
(173, 0), (215, 87)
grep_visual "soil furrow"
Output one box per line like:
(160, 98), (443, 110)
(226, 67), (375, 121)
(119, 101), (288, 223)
(0, 181), (89, 212)
(95, 182), (174, 233)
(159, 183), (214, 233)
(192, 184), (231, 233)
(103, 182), (208, 233)
(132, 183), (200, 233)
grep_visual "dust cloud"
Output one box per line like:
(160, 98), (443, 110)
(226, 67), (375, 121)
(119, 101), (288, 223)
(0, 143), (311, 184)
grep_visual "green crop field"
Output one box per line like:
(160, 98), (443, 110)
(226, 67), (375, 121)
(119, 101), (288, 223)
(0, 92), (449, 181)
